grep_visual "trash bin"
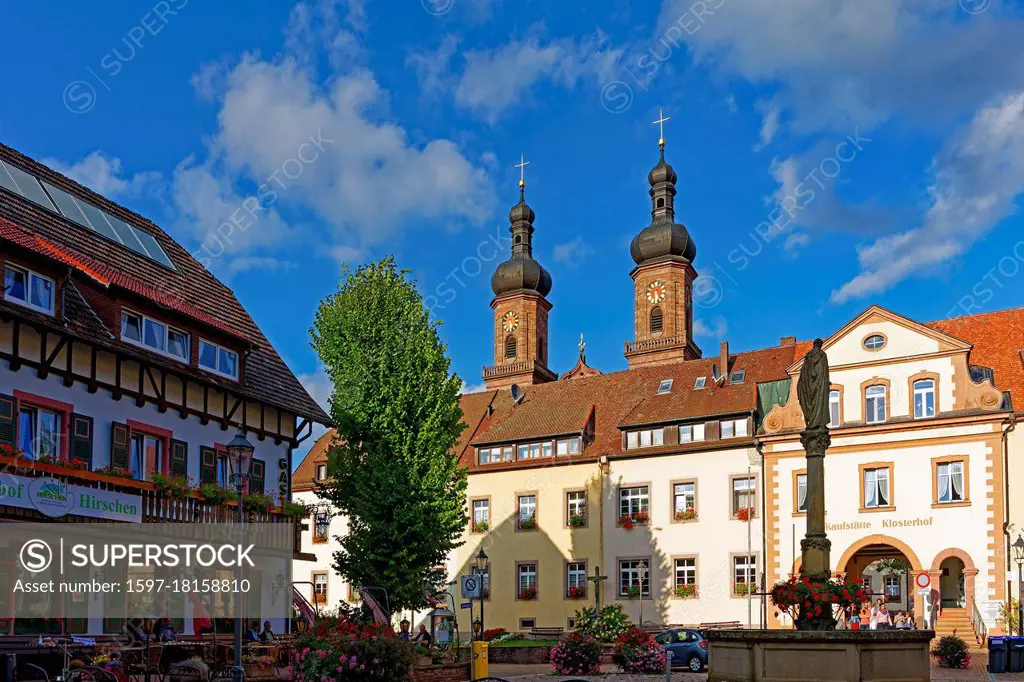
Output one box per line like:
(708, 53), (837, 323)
(471, 640), (489, 678)
(1010, 636), (1024, 673)
(989, 636), (1007, 674)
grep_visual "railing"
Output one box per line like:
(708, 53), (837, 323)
(0, 454), (290, 524)
(624, 336), (684, 354)
(482, 360), (534, 378)
(970, 595), (988, 646)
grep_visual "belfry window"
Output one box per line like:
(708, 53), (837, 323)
(505, 335), (517, 359)
(649, 307), (664, 334)
(656, 198), (665, 208)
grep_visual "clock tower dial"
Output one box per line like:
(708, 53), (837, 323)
(646, 280), (666, 305)
(501, 311), (520, 332)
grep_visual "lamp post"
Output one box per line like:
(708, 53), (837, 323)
(1014, 535), (1024, 636)
(474, 547), (488, 635)
(227, 430), (254, 675)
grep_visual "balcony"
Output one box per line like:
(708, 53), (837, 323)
(624, 336), (685, 355)
(482, 360), (557, 382)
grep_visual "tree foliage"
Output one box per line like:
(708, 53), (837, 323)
(311, 258), (468, 614)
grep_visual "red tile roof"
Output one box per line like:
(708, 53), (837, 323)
(928, 307), (1024, 405)
(0, 142), (328, 423)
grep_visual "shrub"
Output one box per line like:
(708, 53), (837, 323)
(243, 492), (274, 512)
(573, 604), (632, 642)
(550, 633), (602, 676)
(282, 501), (310, 519)
(198, 483), (236, 504)
(612, 626), (666, 674)
(150, 473), (195, 500)
(292, 612), (414, 681)
(481, 627), (506, 641)
(931, 635), (970, 669)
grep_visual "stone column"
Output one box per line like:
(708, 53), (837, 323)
(799, 427), (832, 580)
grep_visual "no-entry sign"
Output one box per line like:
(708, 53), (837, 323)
(915, 572), (931, 590)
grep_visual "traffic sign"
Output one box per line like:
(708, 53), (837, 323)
(461, 575), (481, 599)
(915, 572), (931, 590)
(461, 601), (472, 610)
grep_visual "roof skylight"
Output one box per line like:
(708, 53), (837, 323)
(657, 379), (673, 395)
(0, 159), (175, 270)
(693, 376), (707, 389)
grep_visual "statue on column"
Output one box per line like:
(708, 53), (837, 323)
(797, 338), (830, 431)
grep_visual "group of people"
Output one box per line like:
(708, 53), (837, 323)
(247, 620), (278, 642)
(838, 599), (916, 630)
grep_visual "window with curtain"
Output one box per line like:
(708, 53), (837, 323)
(566, 562), (586, 595)
(865, 385), (887, 423)
(17, 404), (62, 459)
(518, 495), (536, 526)
(936, 461), (964, 503)
(721, 418), (748, 438)
(828, 390), (841, 427)
(673, 482), (696, 514)
(473, 499), (490, 524)
(733, 556), (757, 593)
(130, 433), (162, 481)
(863, 467), (891, 508)
(679, 423), (706, 443)
(732, 476), (756, 516)
(518, 564), (537, 592)
(913, 379), (936, 418)
(796, 473), (808, 512)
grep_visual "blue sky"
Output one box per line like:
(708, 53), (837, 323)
(3, 0), (1024, 436)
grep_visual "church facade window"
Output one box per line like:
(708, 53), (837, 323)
(505, 335), (517, 359)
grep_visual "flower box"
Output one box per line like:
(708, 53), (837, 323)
(518, 516), (537, 531)
(734, 583), (752, 596)
(471, 520), (489, 533)
(619, 511), (649, 529)
(674, 508), (697, 522)
(94, 465), (135, 480)
(735, 507), (755, 521)
(519, 586), (538, 600)
(568, 514), (587, 528)
(566, 585), (587, 599)
(674, 584), (698, 598)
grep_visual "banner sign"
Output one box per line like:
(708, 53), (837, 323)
(0, 475), (143, 522)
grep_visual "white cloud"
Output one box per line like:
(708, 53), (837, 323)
(406, 35), (461, 96)
(552, 236), (595, 268)
(459, 379), (489, 395)
(831, 91), (1024, 303)
(694, 316), (728, 340)
(449, 28), (625, 123)
(754, 99), (781, 150)
(44, 151), (160, 199)
(783, 231), (810, 256)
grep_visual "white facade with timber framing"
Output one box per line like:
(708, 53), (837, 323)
(0, 141), (330, 638)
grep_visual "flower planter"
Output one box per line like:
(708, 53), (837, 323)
(674, 508), (697, 522)
(674, 584), (698, 599)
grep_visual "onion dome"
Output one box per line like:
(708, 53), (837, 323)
(492, 187), (552, 297)
(630, 145), (697, 265)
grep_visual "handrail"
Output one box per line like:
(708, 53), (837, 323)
(624, 336), (683, 354)
(969, 595), (987, 646)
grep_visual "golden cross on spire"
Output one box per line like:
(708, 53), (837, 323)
(652, 108), (671, 149)
(514, 153), (530, 189)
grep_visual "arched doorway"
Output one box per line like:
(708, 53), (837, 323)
(837, 535), (924, 626)
(939, 557), (966, 608)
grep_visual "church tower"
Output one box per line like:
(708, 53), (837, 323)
(625, 117), (701, 368)
(484, 162), (557, 389)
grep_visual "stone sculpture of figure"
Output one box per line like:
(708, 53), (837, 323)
(797, 338), (830, 431)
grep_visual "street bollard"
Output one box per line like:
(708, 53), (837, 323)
(666, 649), (673, 680)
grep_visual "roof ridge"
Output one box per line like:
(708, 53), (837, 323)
(926, 305), (1024, 327)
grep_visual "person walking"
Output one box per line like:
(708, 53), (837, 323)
(875, 599), (892, 630)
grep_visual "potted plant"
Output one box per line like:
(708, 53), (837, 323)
(95, 465), (134, 480)
(769, 574), (868, 630)
(242, 492), (274, 513)
(932, 635), (971, 669)
(674, 507), (697, 521)
(519, 586), (538, 600)
(675, 583), (698, 598)
(626, 584), (642, 600)
(518, 515), (537, 531)
(471, 519), (489, 533)
(198, 483), (235, 504)
(620, 511), (649, 529)
(150, 473), (195, 500)
(735, 507), (754, 521)
(734, 582), (752, 596)
(413, 645), (432, 667)
(567, 585), (587, 599)
(0, 444), (23, 458)
(568, 513), (587, 528)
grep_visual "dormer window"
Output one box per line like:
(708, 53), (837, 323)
(316, 464), (327, 481)
(730, 369), (746, 384)
(657, 379), (673, 395)
(121, 310), (189, 362)
(693, 376), (707, 390)
(4, 265), (54, 315)
(199, 339), (239, 380)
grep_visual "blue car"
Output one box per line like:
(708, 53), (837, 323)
(654, 628), (709, 672)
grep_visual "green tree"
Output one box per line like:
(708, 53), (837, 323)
(311, 258), (468, 615)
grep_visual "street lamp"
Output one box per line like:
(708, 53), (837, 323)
(227, 430), (254, 674)
(1013, 535), (1024, 636)
(474, 547), (488, 634)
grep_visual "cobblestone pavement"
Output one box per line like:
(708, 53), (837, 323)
(490, 664), (706, 681)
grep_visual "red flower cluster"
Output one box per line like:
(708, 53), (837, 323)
(519, 586), (538, 600)
(619, 511), (649, 529)
(566, 585), (587, 599)
(735, 507), (754, 521)
(481, 627), (506, 641)
(769, 574), (867, 629)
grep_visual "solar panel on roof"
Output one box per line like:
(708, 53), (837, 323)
(2, 161), (57, 211)
(104, 212), (146, 252)
(41, 181), (92, 229)
(0, 163), (19, 194)
(129, 226), (174, 268)
(75, 198), (122, 243)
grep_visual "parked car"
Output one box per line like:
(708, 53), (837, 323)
(654, 628), (708, 672)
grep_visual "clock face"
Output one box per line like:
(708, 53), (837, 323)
(501, 311), (519, 332)
(646, 280), (666, 304)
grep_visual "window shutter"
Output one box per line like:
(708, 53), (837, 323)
(69, 414), (94, 470)
(110, 422), (130, 470)
(170, 440), (188, 478)
(200, 446), (217, 484)
(250, 458), (265, 494)
(0, 394), (16, 448)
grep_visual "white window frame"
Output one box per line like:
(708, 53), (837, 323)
(473, 499), (490, 524)
(730, 369), (746, 383)
(863, 334), (885, 350)
(679, 423), (706, 443)
(673, 482), (695, 514)
(733, 555), (757, 590)
(828, 390), (841, 428)
(674, 558), (696, 588)
(17, 403), (62, 459)
(694, 376), (707, 389)
(518, 563), (537, 592)
(732, 476), (756, 516)
(657, 379), (673, 394)
(936, 461), (964, 504)
(556, 437), (582, 456)
(566, 490), (586, 520)
(884, 574), (900, 599)
(4, 264), (55, 315)
(618, 559), (650, 597)
(567, 562), (587, 590)
(626, 428), (664, 449)
(313, 573), (328, 603)
(198, 338), (239, 380)
(518, 495), (536, 523)
(316, 463), (327, 480)
(796, 473), (808, 513)
(863, 467), (891, 508)
(913, 379), (936, 419)
(721, 418), (748, 439)
(619, 486), (649, 516)
(865, 385), (887, 424)
(121, 309), (190, 363)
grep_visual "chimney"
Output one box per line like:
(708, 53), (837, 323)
(720, 341), (730, 384)
(779, 336), (796, 346)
